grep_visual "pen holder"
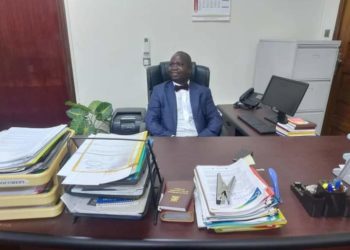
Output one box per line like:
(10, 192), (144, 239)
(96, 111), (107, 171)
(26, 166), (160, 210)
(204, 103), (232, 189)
(290, 182), (325, 217)
(292, 180), (350, 217)
(317, 181), (347, 217)
(344, 196), (350, 217)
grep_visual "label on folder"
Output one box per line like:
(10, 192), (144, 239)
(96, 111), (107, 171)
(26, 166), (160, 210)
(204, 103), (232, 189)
(0, 179), (28, 187)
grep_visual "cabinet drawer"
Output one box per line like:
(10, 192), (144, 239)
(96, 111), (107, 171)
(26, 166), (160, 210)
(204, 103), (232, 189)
(294, 111), (325, 135)
(293, 48), (338, 80)
(297, 81), (331, 112)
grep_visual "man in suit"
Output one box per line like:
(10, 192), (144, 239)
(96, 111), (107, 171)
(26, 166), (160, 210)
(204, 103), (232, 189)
(145, 51), (223, 137)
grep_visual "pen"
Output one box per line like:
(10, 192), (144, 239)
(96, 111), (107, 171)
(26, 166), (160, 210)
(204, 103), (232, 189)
(334, 178), (342, 190)
(327, 183), (334, 193)
(268, 168), (282, 203)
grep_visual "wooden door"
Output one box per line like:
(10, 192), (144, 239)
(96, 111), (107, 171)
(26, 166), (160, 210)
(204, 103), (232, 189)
(323, 0), (350, 135)
(0, 0), (75, 131)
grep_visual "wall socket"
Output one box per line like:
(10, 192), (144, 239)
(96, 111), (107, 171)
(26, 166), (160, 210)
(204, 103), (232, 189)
(143, 38), (151, 66)
(324, 29), (331, 38)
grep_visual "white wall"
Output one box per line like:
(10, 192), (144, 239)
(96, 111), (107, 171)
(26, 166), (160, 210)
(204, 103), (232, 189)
(65, 0), (340, 109)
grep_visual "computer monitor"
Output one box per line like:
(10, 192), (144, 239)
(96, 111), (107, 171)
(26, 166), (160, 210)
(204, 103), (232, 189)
(261, 75), (309, 124)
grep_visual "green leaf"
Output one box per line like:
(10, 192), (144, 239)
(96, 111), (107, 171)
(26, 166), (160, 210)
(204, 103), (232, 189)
(65, 100), (90, 112)
(65, 99), (113, 135)
(83, 124), (97, 135)
(66, 107), (89, 120)
(69, 117), (89, 135)
(95, 102), (113, 121)
(88, 100), (103, 114)
(65, 100), (76, 106)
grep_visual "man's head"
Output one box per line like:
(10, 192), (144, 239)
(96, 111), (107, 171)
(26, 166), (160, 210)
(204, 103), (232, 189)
(168, 51), (192, 85)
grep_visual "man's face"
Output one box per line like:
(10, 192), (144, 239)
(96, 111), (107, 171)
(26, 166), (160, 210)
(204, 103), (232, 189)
(168, 54), (191, 84)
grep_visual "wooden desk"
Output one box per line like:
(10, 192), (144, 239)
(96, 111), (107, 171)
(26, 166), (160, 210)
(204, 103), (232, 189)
(0, 136), (350, 249)
(217, 104), (277, 136)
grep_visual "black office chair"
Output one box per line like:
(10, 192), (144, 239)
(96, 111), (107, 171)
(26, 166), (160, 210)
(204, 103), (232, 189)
(146, 61), (210, 101)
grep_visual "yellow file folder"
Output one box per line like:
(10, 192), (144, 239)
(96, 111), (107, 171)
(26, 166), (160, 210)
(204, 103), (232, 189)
(0, 201), (64, 221)
(0, 129), (73, 187)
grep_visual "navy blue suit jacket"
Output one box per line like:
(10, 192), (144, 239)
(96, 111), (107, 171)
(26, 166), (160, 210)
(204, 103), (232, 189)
(145, 81), (223, 136)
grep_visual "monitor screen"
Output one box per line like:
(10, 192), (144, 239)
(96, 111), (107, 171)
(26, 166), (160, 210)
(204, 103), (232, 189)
(261, 75), (309, 124)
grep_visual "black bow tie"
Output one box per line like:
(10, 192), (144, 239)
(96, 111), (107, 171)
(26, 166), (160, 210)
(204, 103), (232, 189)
(174, 84), (189, 92)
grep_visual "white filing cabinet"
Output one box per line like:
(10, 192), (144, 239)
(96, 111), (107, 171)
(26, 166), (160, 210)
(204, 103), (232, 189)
(253, 40), (340, 134)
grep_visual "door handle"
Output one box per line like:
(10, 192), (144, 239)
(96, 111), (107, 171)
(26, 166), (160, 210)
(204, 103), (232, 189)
(337, 51), (343, 64)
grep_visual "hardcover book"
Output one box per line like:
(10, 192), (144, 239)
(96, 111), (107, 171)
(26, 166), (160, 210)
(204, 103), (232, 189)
(158, 180), (194, 212)
(276, 126), (316, 136)
(287, 117), (317, 129)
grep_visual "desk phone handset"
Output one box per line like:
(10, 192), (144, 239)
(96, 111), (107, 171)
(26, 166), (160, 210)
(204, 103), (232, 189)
(234, 88), (261, 109)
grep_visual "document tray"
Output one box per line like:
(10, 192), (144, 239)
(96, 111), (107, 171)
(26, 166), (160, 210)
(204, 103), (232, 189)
(0, 129), (73, 187)
(0, 177), (61, 208)
(68, 184), (152, 220)
(0, 201), (64, 221)
(66, 167), (150, 199)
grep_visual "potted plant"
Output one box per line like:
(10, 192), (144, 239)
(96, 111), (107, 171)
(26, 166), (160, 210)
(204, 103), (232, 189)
(65, 100), (113, 135)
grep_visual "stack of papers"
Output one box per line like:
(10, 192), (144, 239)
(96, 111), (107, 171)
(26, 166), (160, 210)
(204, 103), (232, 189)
(194, 159), (287, 233)
(0, 124), (68, 172)
(59, 131), (152, 219)
(0, 125), (71, 220)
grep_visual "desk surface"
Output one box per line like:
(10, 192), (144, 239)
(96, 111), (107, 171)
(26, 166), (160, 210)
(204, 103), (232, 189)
(218, 104), (277, 136)
(1, 136), (350, 249)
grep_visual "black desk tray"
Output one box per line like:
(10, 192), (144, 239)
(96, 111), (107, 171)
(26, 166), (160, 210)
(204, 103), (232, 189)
(291, 182), (350, 217)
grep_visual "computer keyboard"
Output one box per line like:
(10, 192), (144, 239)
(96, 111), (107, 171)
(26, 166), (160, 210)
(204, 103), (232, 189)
(238, 113), (276, 134)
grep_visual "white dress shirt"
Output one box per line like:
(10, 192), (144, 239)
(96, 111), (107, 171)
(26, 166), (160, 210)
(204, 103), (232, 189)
(173, 81), (198, 137)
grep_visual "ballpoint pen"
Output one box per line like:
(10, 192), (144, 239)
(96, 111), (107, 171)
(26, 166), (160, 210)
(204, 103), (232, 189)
(268, 167), (281, 203)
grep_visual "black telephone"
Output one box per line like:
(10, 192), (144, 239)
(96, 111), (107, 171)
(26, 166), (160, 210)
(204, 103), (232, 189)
(234, 88), (262, 109)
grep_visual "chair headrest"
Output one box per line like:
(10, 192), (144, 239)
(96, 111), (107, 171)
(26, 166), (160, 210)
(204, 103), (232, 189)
(146, 61), (210, 102)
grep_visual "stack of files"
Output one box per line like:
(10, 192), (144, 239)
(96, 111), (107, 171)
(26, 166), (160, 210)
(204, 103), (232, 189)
(0, 124), (72, 220)
(59, 131), (152, 219)
(276, 117), (317, 136)
(194, 158), (287, 233)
